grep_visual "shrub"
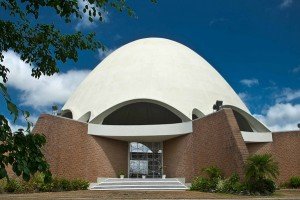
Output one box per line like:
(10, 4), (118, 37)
(217, 173), (245, 194)
(244, 154), (279, 194)
(202, 166), (223, 190)
(246, 178), (276, 195)
(203, 166), (222, 180)
(289, 176), (300, 188)
(22, 173), (45, 192)
(71, 179), (89, 190)
(4, 179), (24, 193)
(190, 166), (223, 192)
(0, 179), (5, 194)
(245, 154), (279, 182)
(190, 177), (211, 192)
(0, 174), (89, 193)
(39, 177), (89, 192)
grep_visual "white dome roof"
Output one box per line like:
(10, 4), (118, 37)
(62, 38), (249, 123)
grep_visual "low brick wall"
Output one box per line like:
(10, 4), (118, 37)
(164, 108), (249, 182)
(33, 114), (128, 182)
(247, 131), (300, 184)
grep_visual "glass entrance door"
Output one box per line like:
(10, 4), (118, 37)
(129, 142), (163, 178)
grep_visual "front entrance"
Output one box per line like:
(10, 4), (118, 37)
(129, 142), (163, 178)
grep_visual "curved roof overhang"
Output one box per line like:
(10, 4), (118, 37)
(88, 121), (193, 142)
(223, 105), (272, 143)
(223, 105), (270, 132)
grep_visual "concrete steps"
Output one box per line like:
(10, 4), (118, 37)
(90, 178), (188, 191)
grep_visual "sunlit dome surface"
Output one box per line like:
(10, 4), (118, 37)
(62, 37), (249, 124)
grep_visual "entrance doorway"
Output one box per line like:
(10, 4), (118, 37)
(129, 142), (163, 178)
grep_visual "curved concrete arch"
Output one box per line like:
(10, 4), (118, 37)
(78, 111), (91, 122)
(223, 105), (270, 132)
(192, 108), (205, 120)
(61, 109), (73, 119)
(89, 98), (191, 124)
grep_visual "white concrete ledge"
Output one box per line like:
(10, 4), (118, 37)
(88, 122), (192, 142)
(241, 131), (273, 143)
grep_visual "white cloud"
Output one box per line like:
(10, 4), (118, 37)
(2, 50), (90, 109)
(98, 48), (115, 60)
(254, 103), (300, 131)
(238, 92), (248, 102)
(291, 66), (300, 73)
(240, 78), (259, 87)
(7, 119), (26, 132)
(275, 88), (300, 103)
(279, 0), (293, 9)
(75, 0), (109, 30)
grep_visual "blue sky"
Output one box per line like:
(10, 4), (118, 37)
(1, 0), (300, 131)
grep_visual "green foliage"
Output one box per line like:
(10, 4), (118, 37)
(118, 170), (125, 176)
(0, 0), (155, 183)
(39, 177), (89, 192)
(202, 166), (223, 180)
(190, 166), (223, 192)
(0, 115), (52, 183)
(216, 173), (246, 194)
(202, 166), (223, 189)
(246, 178), (276, 195)
(245, 154), (279, 182)
(289, 176), (300, 188)
(190, 177), (211, 192)
(244, 154), (279, 195)
(71, 179), (90, 190)
(4, 179), (24, 193)
(0, 174), (89, 193)
(191, 159), (279, 195)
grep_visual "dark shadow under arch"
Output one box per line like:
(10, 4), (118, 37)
(102, 102), (182, 125)
(90, 98), (190, 124)
(61, 109), (73, 119)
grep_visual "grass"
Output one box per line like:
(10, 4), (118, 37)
(0, 188), (299, 199)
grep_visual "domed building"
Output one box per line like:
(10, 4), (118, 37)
(34, 38), (300, 188)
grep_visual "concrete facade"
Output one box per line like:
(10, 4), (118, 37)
(33, 108), (300, 184)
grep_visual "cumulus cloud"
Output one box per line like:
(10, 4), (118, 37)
(98, 48), (115, 60)
(238, 92), (248, 102)
(254, 103), (300, 131)
(291, 66), (300, 73)
(274, 88), (300, 103)
(240, 78), (259, 87)
(2, 50), (90, 110)
(75, 0), (109, 30)
(279, 0), (293, 9)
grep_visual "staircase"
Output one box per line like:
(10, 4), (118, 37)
(90, 178), (188, 191)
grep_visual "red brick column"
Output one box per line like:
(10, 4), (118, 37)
(164, 108), (249, 182)
(33, 114), (128, 182)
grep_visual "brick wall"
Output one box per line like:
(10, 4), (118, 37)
(33, 114), (128, 182)
(247, 131), (300, 184)
(164, 108), (249, 182)
(32, 111), (299, 184)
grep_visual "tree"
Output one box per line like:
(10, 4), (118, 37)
(244, 154), (279, 193)
(0, 0), (156, 182)
(245, 154), (279, 182)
